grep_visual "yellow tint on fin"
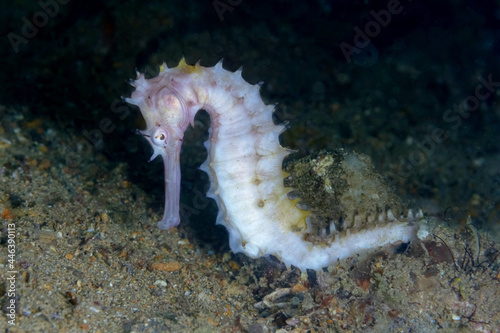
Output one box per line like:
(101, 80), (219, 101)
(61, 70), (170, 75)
(176, 57), (202, 74)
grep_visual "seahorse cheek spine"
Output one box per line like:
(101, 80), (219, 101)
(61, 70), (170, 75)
(126, 58), (421, 271)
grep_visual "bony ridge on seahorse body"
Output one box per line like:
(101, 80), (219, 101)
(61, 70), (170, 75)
(126, 58), (424, 271)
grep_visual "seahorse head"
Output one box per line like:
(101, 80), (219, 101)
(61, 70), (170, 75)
(126, 65), (192, 230)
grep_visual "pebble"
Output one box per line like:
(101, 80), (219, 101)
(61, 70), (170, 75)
(150, 262), (182, 272)
(154, 280), (167, 287)
(291, 283), (307, 293)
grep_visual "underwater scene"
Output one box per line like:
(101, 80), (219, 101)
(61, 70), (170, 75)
(1, 0), (499, 331)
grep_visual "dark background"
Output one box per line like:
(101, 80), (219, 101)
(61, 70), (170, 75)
(1, 0), (499, 237)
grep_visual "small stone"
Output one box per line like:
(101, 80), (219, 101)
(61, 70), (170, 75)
(150, 262), (182, 272)
(291, 283), (307, 293)
(100, 212), (109, 223)
(2, 208), (15, 220)
(66, 291), (78, 305)
(38, 159), (51, 170)
(154, 280), (167, 287)
(65, 253), (74, 260)
(26, 119), (43, 128)
(228, 261), (240, 270)
(38, 145), (49, 153)
(248, 323), (264, 333)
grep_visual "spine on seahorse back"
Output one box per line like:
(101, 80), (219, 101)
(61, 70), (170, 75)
(126, 58), (422, 270)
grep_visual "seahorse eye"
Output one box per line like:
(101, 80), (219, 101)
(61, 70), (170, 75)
(152, 128), (168, 146)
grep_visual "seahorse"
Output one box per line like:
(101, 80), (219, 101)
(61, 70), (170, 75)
(126, 58), (422, 270)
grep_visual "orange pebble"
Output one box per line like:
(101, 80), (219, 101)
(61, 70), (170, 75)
(228, 261), (240, 270)
(150, 262), (182, 272)
(2, 208), (14, 220)
(291, 283), (307, 293)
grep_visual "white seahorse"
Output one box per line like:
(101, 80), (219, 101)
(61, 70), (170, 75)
(126, 58), (422, 270)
